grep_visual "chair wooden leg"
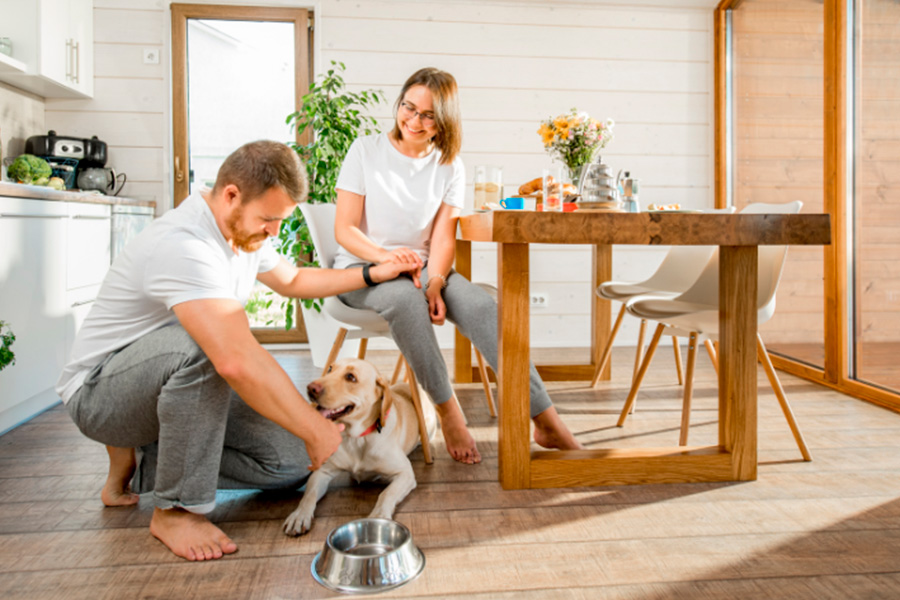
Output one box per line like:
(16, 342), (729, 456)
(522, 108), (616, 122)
(704, 339), (719, 375)
(475, 349), (497, 417)
(633, 319), (648, 383)
(618, 323), (665, 426)
(390, 354), (404, 385)
(757, 335), (812, 462)
(323, 328), (349, 375)
(357, 338), (368, 359)
(679, 332), (699, 446)
(402, 357), (433, 465)
(672, 336), (684, 386)
(591, 304), (627, 388)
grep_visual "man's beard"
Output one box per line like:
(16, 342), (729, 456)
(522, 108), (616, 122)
(226, 206), (267, 252)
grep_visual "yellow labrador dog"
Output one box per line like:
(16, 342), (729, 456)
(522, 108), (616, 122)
(283, 358), (437, 536)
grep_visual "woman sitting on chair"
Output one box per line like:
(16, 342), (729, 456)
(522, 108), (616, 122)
(333, 67), (582, 464)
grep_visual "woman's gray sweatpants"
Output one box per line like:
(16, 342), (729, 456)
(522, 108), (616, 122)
(66, 323), (311, 514)
(339, 267), (553, 418)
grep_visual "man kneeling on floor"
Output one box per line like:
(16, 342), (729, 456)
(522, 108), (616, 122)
(55, 140), (419, 561)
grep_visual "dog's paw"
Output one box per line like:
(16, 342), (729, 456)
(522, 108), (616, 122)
(283, 508), (315, 537)
(367, 507), (394, 520)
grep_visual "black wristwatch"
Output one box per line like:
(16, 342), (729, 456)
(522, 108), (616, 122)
(362, 263), (377, 287)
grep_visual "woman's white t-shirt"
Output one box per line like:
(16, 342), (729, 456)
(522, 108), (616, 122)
(333, 133), (465, 269)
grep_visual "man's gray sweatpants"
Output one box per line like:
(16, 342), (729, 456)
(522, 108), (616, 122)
(339, 267), (553, 418)
(66, 323), (311, 514)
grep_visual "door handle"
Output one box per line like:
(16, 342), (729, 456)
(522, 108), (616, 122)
(175, 156), (185, 183)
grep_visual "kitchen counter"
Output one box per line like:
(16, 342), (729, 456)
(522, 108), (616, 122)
(0, 181), (156, 209)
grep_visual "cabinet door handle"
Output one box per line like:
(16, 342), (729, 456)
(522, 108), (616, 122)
(72, 215), (112, 221)
(0, 213), (68, 219)
(71, 299), (95, 308)
(73, 41), (80, 84)
(66, 39), (73, 81)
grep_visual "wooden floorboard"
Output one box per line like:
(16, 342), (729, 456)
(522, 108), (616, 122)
(2, 346), (900, 599)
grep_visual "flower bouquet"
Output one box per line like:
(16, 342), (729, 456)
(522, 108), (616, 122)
(537, 108), (614, 186)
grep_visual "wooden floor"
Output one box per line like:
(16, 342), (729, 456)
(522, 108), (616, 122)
(4, 346), (900, 599)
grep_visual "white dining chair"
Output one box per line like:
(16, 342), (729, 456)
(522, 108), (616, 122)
(590, 207), (736, 389)
(615, 201), (811, 461)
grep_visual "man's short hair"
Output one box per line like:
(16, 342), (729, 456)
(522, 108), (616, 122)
(213, 140), (308, 204)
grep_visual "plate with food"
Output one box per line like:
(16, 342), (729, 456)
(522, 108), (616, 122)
(646, 203), (701, 213)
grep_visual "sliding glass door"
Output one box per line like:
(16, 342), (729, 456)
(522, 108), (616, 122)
(851, 0), (900, 392)
(728, 0), (827, 369)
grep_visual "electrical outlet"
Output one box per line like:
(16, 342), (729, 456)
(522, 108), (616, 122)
(143, 48), (160, 65)
(530, 293), (549, 307)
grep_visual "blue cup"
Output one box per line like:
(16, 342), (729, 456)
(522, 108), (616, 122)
(500, 197), (524, 210)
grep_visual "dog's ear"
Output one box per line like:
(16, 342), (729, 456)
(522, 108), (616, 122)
(376, 375), (393, 428)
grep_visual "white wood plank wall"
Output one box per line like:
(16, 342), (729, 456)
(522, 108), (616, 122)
(318, 0), (716, 348)
(34, 0), (717, 349)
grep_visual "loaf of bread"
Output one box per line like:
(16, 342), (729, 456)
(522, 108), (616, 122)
(518, 177), (544, 196)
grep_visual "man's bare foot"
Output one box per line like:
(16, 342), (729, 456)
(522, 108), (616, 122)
(149, 507), (238, 561)
(435, 396), (481, 464)
(101, 446), (140, 507)
(533, 407), (583, 450)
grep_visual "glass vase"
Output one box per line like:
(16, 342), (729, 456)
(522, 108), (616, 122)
(567, 165), (584, 192)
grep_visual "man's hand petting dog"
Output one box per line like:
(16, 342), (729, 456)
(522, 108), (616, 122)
(283, 358), (437, 536)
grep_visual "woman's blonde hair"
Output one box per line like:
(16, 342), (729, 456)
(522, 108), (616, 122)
(390, 68), (462, 165)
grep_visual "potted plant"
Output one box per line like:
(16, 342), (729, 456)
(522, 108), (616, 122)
(277, 62), (385, 364)
(0, 320), (15, 372)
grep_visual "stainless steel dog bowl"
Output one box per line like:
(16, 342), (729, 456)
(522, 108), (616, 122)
(311, 518), (425, 594)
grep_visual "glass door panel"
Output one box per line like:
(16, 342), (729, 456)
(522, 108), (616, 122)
(730, 0), (826, 368)
(186, 18), (295, 330)
(852, 0), (900, 392)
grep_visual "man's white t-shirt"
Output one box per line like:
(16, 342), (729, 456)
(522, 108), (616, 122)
(55, 190), (281, 404)
(333, 133), (465, 269)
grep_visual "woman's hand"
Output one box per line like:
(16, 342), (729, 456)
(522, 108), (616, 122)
(379, 247), (423, 288)
(425, 278), (447, 325)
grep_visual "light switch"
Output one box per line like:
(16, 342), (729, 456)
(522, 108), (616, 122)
(143, 48), (160, 65)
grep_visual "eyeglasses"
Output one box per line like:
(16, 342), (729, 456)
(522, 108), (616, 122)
(399, 101), (435, 126)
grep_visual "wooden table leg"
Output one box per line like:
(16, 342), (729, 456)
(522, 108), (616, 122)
(592, 244), (613, 381)
(719, 245), (758, 481)
(454, 239), (473, 383)
(498, 242), (531, 489)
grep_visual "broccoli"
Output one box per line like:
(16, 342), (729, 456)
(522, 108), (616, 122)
(8, 154), (53, 185)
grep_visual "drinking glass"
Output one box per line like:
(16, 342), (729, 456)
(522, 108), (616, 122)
(473, 166), (486, 208)
(542, 166), (563, 212)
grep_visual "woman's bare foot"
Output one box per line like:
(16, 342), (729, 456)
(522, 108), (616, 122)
(101, 446), (140, 507)
(435, 396), (481, 464)
(149, 507), (238, 561)
(533, 407), (583, 450)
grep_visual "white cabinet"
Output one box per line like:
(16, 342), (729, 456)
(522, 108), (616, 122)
(0, 197), (109, 434)
(0, 0), (94, 99)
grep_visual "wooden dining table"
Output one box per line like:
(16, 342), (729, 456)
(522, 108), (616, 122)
(454, 210), (831, 490)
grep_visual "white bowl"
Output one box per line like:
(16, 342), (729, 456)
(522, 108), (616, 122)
(311, 518), (425, 594)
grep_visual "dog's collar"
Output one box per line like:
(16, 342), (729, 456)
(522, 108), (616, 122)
(359, 408), (390, 437)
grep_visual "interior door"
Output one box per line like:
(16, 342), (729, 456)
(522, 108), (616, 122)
(171, 4), (311, 342)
